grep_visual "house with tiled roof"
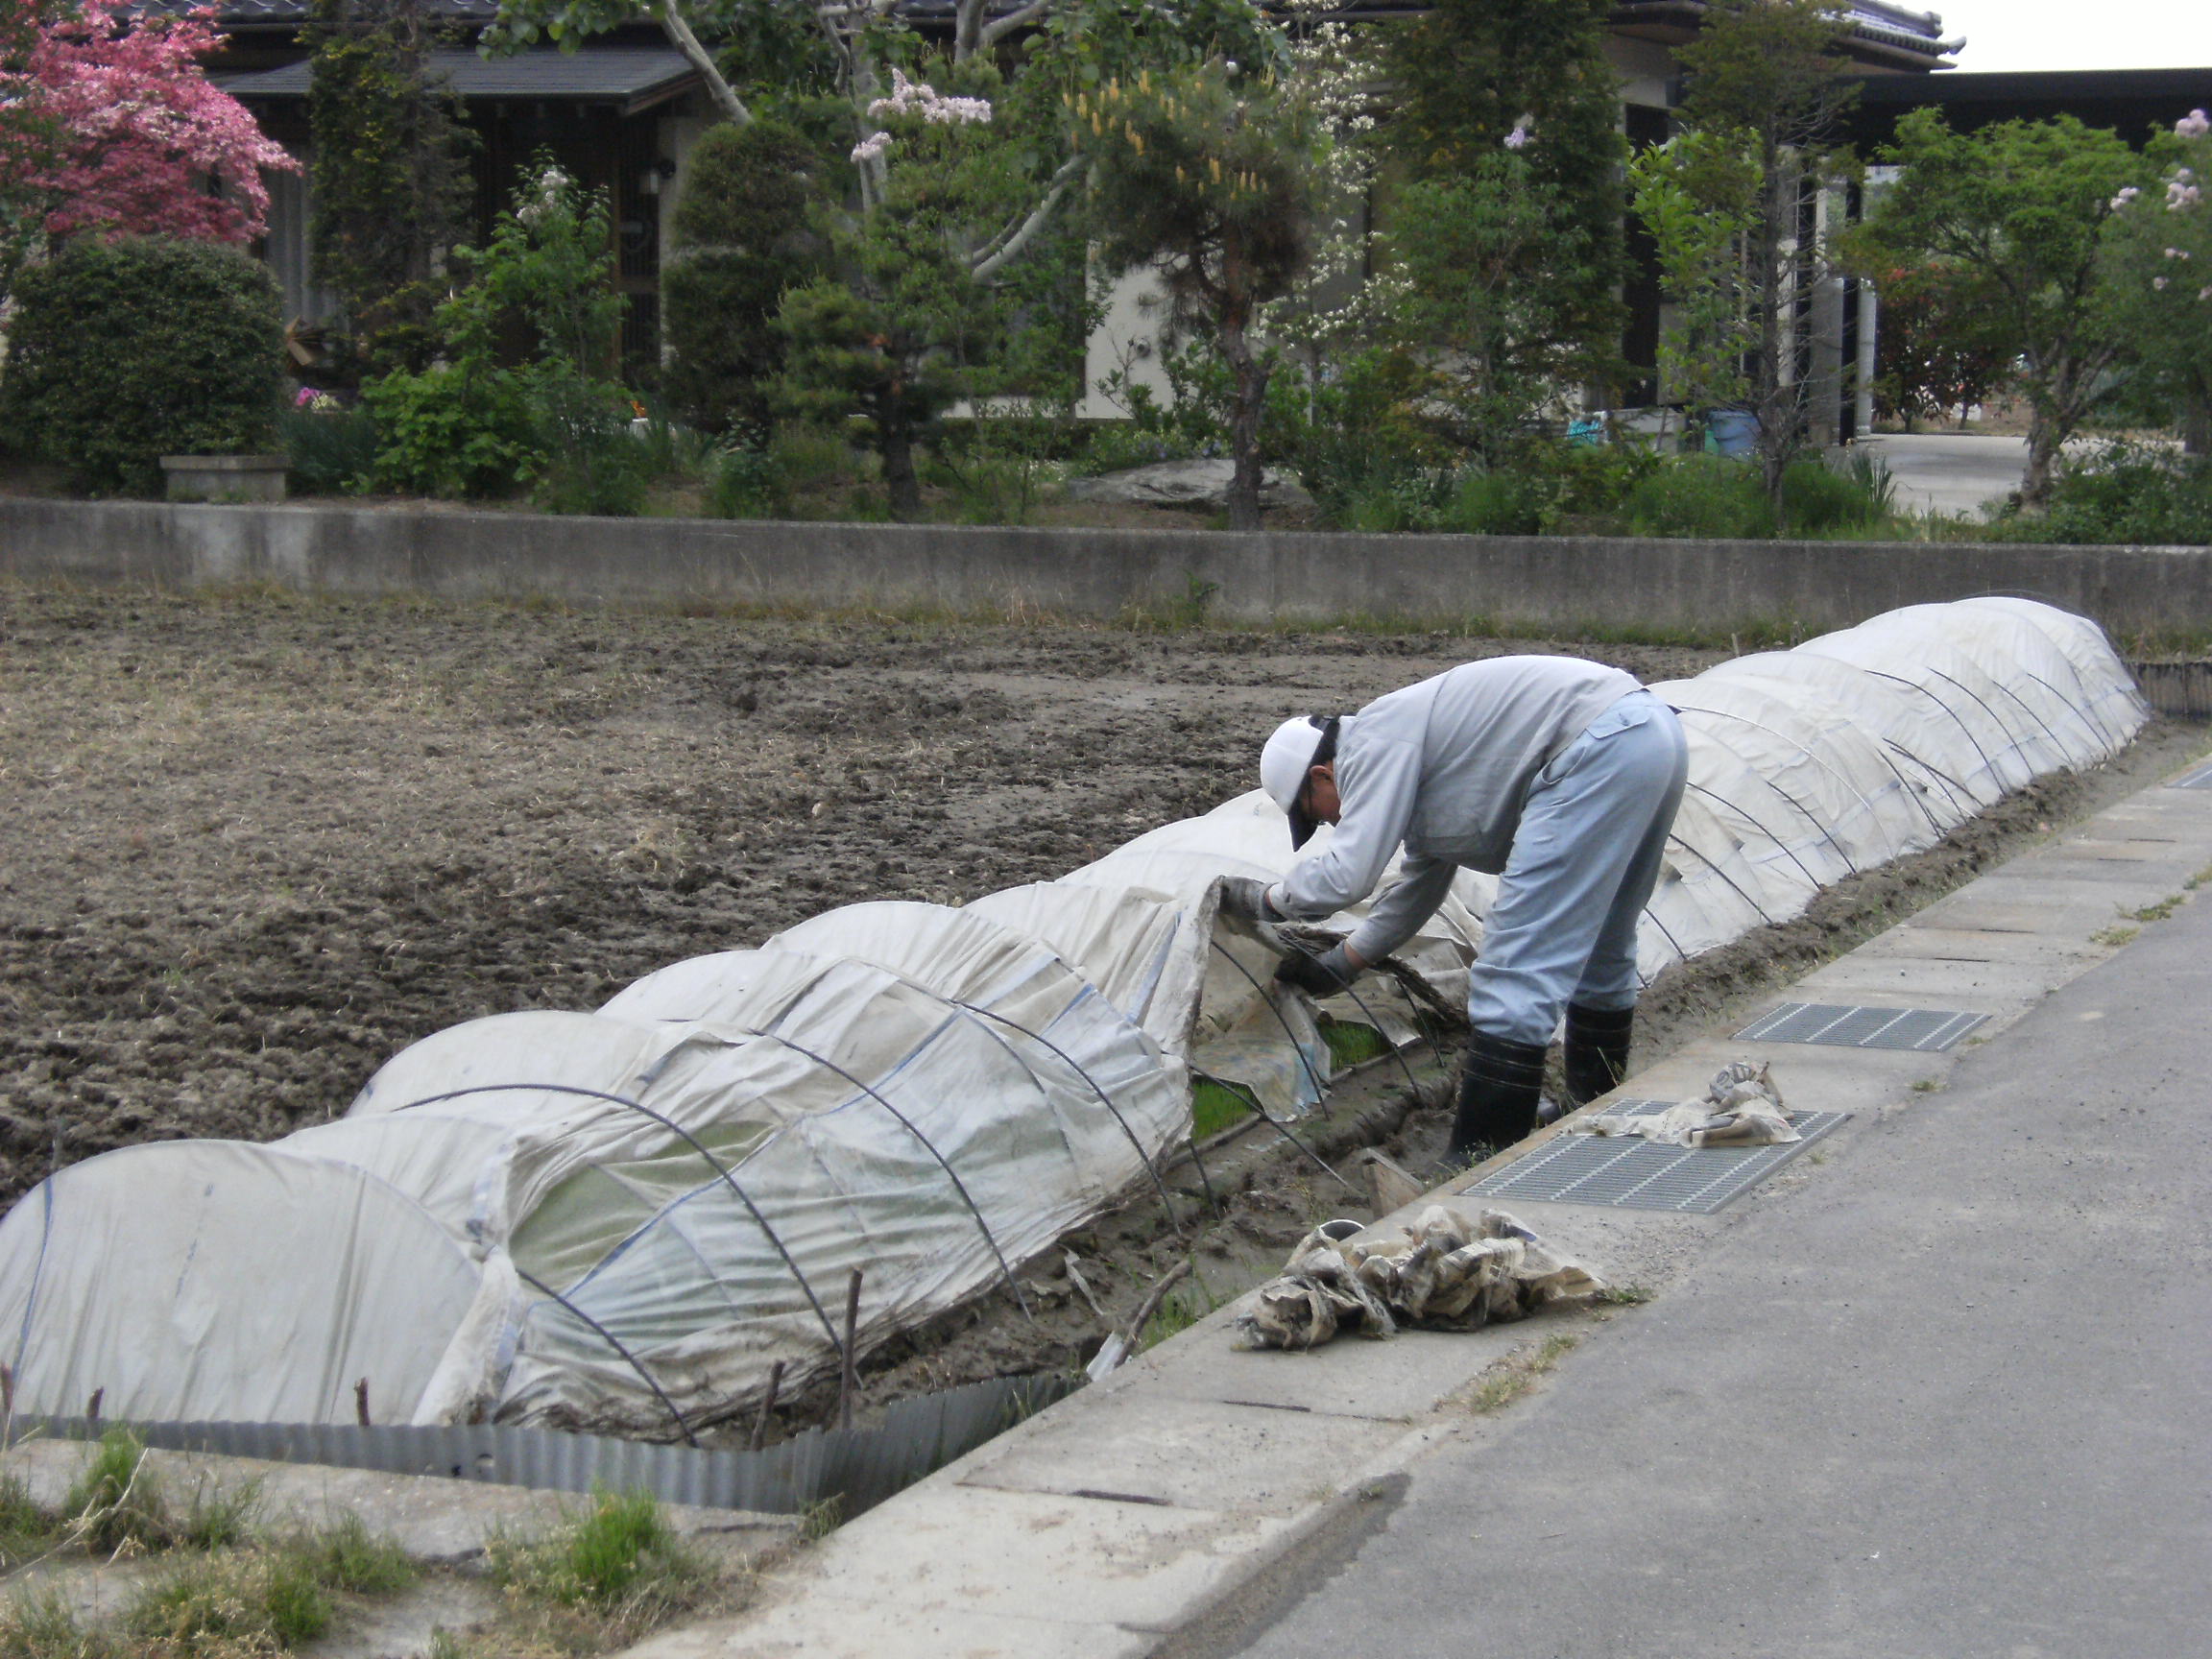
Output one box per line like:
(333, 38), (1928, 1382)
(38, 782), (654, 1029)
(168, 0), (1958, 425)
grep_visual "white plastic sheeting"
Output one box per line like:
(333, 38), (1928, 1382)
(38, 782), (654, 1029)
(0, 601), (2147, 1432)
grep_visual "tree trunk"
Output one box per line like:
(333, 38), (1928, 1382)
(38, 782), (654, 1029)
(880, 420), (922, 520)
(2183, 394), (2211, 457)
(2019, 411), (2063, 511)
(1221, 318), (1268, 533)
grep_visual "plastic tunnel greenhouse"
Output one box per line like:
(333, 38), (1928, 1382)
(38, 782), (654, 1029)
(0, 599), (2149, 1434)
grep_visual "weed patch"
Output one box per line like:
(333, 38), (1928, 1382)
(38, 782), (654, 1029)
(0, 1474), (60, 1568)
(276, 1513), (413, 1598)
(122, 1548), (328, 1654)
(64, 1431), (169, 1556)
(1462, 1330), (1580, 1414)
(486, 1489), (709, 1650)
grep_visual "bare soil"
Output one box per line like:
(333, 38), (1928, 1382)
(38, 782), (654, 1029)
(0, 581), (2200, 1441)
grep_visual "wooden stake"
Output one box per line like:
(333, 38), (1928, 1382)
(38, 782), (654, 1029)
(86, 1386), (103, 1431)
(837, 1268), (863, 1432)
(354, 1377), (372, 1428)
(749, 1360), (784, 1454)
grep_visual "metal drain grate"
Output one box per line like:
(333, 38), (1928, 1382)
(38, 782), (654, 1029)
(1458, 1100), (1847, 1214)
(1735, 1001), (1987, 1051)
(2168, 760), (2212, 790)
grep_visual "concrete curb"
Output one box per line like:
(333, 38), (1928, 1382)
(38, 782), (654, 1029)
(609, 753), (2212, 1658)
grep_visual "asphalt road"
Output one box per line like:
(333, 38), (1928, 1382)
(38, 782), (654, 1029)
(1860, 433), (2030, 517)
(1225, 861), (2212, 1657)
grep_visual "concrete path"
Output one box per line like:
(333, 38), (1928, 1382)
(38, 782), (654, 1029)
(1859, 433), (2029, 517)
(1223, 794), (2212, 1656)
(615, 754), (2212, 1659)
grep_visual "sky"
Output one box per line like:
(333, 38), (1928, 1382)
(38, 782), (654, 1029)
(1929, 0), (2212, 73)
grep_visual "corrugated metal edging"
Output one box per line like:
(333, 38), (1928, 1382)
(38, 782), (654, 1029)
(2129, 661), (2212, 722)
(13, 1372), (1076, 1519)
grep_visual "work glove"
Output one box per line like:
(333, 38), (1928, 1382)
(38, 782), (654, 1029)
(1215, 877), (1281, 927)
(1275, 944), (1358, 998)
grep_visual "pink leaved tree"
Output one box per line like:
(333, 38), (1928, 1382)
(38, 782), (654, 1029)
(0, 0), (295, 287)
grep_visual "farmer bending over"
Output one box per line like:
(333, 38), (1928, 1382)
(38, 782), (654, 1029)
(1220, 657), (1688, 1158)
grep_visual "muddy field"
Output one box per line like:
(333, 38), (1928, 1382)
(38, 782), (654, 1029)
(1, 583), (2200, 1434)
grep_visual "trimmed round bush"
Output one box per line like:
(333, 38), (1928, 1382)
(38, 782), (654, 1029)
(3, 236), (283, 496)
(662, 119), (828, 438)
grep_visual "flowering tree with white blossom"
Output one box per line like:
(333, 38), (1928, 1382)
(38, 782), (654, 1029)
(1851, 109), (2147, 508)
(2103, 109), (2212, 452)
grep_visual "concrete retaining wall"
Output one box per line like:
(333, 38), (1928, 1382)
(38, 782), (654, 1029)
(4, 497), (2210, 641)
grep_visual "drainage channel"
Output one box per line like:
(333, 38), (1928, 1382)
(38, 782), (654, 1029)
(9, 1370), (1076, 1520)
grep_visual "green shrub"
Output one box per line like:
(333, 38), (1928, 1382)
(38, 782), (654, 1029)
(523, 373), (651, 517)
(276, 402), (379, 495)
(363, 364), (533, 499)
(1436, 469), (1552, 535)
(663, 119), (829, 438)
(1623, 454), (1775, 539)
(1779, 453), (1894, 534)
(2, 237), (282, 496)
(1991, 445), (2212, 544)
(1072, 421), (1211, 476)
(706, 445), (790, 518)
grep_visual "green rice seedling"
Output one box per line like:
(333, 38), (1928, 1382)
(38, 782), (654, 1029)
(1190, 1078), (1256, 1141)
(1318, 1019), (1391, 1070)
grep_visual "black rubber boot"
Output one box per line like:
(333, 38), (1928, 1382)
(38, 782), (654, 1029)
(1447, 1030), (1549, 1161)
(1563, 1002), (1635, 1106)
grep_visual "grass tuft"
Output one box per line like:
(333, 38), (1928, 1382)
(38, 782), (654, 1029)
(489, 1489), (707, 1620)
(122, 1546), (328, 1654)
(275, 1513), (414, 1598)
(64, 1430), (169, 1556)
(2090, 924), (2140, 948)
(177, 1480), (261, 1554)
(2127, 894), (2184, 924)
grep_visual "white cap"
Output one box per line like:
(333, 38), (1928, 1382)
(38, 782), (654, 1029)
(1260, 715), (1335, 848)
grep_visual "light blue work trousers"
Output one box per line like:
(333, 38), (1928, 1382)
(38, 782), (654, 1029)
(1462, 690), (1689, 1047)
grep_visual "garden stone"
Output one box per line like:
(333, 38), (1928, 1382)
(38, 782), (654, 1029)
(1066, 459), (1312, 512)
